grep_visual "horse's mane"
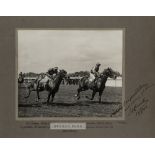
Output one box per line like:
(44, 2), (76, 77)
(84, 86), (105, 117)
(101, 68), (111, 75)
(101, 67), (121, 77)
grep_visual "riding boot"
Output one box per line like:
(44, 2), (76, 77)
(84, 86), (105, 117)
(93, 79), (97, 85)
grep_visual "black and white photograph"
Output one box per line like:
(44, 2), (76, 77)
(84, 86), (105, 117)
(1, 15), (155, 139)
(17, 29), (124, 119)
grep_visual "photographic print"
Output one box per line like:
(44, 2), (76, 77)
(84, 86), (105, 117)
(1, 16), (155, 137)
(17, 29), (124, 120)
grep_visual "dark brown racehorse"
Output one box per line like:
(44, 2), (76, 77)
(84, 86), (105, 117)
(25, 69), (67, 104)
(76, 67), (121, 103)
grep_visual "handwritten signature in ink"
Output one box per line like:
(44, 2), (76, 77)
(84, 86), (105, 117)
(111, 83), (154, 117)
(125, 83), (154, 117)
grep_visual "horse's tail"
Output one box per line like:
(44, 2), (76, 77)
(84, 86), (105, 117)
(24, 83), (31, 98)
(24, 82), (35, 98)
(24, 87), (31, 98)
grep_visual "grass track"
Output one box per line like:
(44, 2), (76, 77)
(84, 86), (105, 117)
(18, 85), (122, 118)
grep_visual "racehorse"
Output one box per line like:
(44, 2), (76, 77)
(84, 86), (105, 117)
(76, 67), (121, 103)
(25, 69), (67, 104)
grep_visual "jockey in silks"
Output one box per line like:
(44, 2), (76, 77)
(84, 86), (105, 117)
(89, 63), (101, 83)
(36, 67), (59, 89)
(46, 67), (59, 79)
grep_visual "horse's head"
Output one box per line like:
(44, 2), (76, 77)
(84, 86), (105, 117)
(59, 69), (67, 78)
(102, 67), (121, 80)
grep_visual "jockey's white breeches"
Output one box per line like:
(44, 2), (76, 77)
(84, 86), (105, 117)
(39, 76), (50, 87)
(89, 73), (95, 82)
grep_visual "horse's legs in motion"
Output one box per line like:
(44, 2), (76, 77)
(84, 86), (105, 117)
(86, 90), (96, 100)
(47, 91), (52, 104)
(98, 91), (103, 103)
(36, 89), (40, 102)
(51, 93), (55, 103)
(76, 87), (82, 100)
(91, 90), (96, 100)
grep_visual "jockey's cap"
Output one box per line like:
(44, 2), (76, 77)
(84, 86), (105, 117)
(48, 68), (53, 71)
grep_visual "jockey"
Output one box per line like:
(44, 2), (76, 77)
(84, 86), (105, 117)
(89, 63), (101, 82)
(46, 67), (59, 78)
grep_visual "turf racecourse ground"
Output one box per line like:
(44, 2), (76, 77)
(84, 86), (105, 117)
(18, 84), (123, 118)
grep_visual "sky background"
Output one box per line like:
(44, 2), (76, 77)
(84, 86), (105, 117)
(18, 30), (123, 74)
